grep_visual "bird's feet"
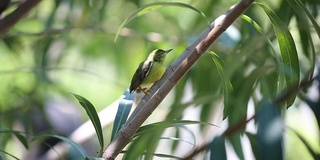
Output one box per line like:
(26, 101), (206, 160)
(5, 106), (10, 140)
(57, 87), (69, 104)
(138, 86), (151, 95)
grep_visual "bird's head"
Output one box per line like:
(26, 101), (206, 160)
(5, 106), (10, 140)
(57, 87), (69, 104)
(148, 49), (172, 62)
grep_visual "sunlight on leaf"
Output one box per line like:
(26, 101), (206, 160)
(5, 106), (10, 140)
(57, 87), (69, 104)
(0, 150), (19, 160)
(288, 128), (320, 159)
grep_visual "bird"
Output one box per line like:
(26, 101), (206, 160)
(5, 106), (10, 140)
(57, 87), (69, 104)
(129, 48), (172, 95)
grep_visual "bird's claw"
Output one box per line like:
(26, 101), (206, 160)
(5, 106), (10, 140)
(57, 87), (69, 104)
(138, 86), (151, 95)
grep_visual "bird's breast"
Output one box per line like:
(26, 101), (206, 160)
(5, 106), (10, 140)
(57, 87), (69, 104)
(141, 62), (165, 87)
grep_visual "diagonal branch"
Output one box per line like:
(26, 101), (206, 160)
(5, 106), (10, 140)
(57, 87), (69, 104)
(0, 0), (41, 36)
(102, 0), (255, 159)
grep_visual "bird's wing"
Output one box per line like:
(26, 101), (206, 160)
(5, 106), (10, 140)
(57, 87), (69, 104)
(129, 61), (153, 93)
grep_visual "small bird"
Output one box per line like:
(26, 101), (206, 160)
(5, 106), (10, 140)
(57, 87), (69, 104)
(130, 49), (172, 94)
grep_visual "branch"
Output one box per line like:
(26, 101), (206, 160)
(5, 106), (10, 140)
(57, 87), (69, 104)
(0, 0), (41, 36)
(182, 75), (316, 159)
(102, 0), (255, 159)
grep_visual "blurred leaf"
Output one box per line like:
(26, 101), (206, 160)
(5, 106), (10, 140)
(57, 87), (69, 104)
(111, 90), (134, 141)
(0, 128), (28, 149)
(210, 51), (233, 97)
(225, 66), (273, 128)
(115, 2), (208, 41)
(122, 150), (183, 159)
(301, 72), (320, 128)
(210, 136), (226, 160)
(275, 0), (294, 25)
(241, 15), (276, 54)
(162, 136), (196, 148)
(123, 131), (150, 160)
(245, 132), (260, 159)
(256, 3), (300, 107)
(287, 0), (320, 39)
(257, 101), (283, 160)
(127, 120), (216, 159)
(33, 134), (87, 158)
(73, 94), (104, 150)
(0, 150), (19, 160)
(288, 128), (320, 159)
(13, 132), (29, 149)
(228, 133), (244, 160)
(135, 120), (218, 138)
(286, 0), (318, 80)
(0, 0), (10, 15)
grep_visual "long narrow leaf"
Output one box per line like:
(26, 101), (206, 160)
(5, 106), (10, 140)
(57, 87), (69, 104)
(111, 90), (134, 141)
(289, 0), (320, 39)
(0, 150), (19, 160)
(33, 134), (87, 158)
(0, 128), (28, 149)
(210, 136), (226, 160)
(256, 3), (300, 107)
(135, 120), (218, 138)
(73, 94), (104, 150)
(285, 0), (317, 79)
(228, 133), (244, 160)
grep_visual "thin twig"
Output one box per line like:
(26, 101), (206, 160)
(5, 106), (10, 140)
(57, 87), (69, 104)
(0, 0), (41, 36)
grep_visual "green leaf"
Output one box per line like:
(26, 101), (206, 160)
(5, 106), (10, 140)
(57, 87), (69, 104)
(13, 132), (29, 149)
(245, 132), (260, 159)
(225, 66), (273, 127)
(0, 128), (28, 149)
(73, 94), (104, 151)
(111, 90), (134, 141)
(286, 0), (318, 79)
(33, 134), (87, 159)
(210, 136), (226, 160)
(121, 150), (184, 159)
(135, 120), (218, 138)
(210, 51), (233, 96)
(115, 2), (208, 41)
(257, 101), (284, 160)
(255, 3), (300, 107)
(228, 133), (244, 160)
(0, 150), (19, 160)
(287, 0), (320, 39)
(288, 128), (320, 159)
(241, 15), (277, 54)
(301, 73), (320, 130)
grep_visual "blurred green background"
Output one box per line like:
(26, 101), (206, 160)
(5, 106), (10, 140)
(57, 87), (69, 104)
(0, 0), (319, 159)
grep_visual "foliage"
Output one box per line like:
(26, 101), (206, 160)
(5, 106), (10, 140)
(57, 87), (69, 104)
(0, 0), (319, 159)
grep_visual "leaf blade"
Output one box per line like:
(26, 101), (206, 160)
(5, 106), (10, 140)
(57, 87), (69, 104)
(256, 3), (300, 107)
(73, 94), (104, 151)
(111, 90), (134, 140)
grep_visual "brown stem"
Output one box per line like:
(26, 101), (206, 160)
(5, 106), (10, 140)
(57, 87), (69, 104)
(0, 0), (41, 36)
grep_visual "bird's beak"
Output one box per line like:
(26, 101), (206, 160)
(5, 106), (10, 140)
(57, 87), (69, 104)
(165, 49), (173, 54)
